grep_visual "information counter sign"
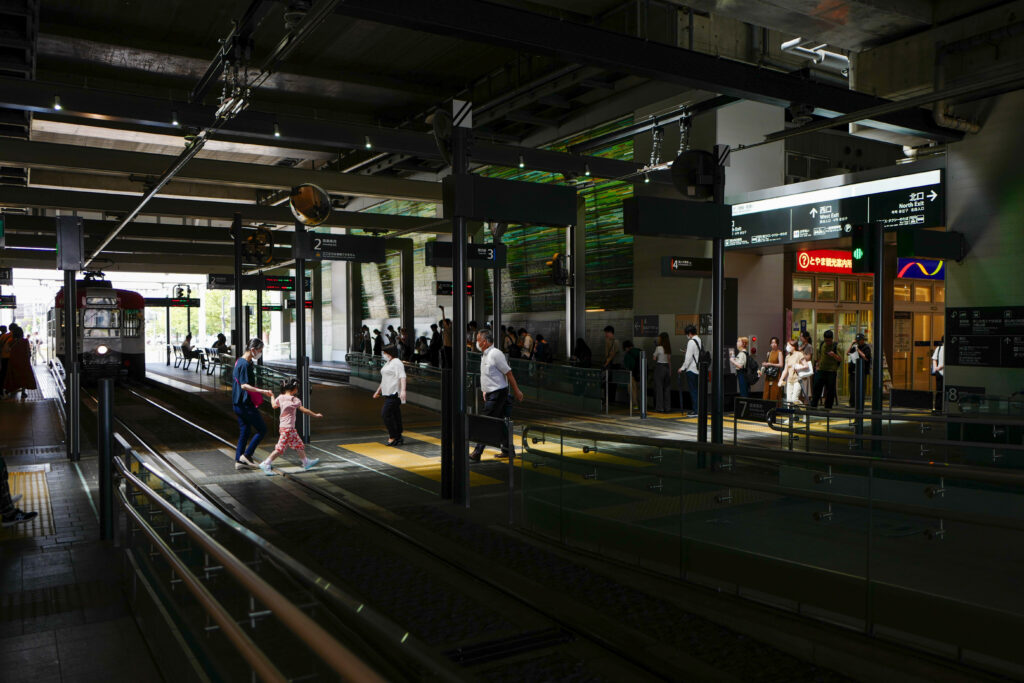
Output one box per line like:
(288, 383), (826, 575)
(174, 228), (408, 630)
(728, 169), (943, 249)
(947, 306), (1024, 368)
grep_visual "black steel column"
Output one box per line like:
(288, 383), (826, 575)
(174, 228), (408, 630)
(698, 358), (709, 444)
(256, 289), (263, 365)
(452, 125), (470, 506)
(870, 221), (885, 450)
(97, 377), (113, 540)
(295, 220), (310, 443)
(165, 307), (170, 366)
(232, 213), (244, 356)
(64, 269), (79, 461)
(711, 237), (725, 445)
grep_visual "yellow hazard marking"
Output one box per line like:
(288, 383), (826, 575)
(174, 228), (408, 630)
(341, 442), (503, 486)
(0, 470), (55, 540)
(521, 436), (654, 468)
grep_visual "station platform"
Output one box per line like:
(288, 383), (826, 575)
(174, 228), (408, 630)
(1, 366), (161, 683)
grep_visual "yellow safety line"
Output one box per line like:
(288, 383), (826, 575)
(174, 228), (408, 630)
(341, 442), (503, 486)
(522, 437), (654, 468)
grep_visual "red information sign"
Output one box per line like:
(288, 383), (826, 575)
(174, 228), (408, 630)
(797, 249), (854, 274)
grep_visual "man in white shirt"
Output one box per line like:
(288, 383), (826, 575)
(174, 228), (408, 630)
(470, 329), (524, 461)
(677, 324), (702, 417)
(931, 337), (944, 413)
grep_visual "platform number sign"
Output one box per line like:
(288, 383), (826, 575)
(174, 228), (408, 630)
(945, 385), (984, 406)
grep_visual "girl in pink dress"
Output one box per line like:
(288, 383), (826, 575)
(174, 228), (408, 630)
(260, 378), (323, 475)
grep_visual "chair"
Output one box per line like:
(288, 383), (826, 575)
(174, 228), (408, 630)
(172, 345), (185, 368)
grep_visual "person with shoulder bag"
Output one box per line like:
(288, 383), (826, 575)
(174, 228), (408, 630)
(761, 337), (784, 402)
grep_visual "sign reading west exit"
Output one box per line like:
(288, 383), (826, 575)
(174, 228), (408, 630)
(728, 169), (944, 249)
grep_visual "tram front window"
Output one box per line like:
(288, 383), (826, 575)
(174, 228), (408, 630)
(84, 309), (121, 337)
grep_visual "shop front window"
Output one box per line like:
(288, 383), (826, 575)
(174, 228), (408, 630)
(935, 284), (945, 303)
(894, 282), (911, 302)
(862, 281), (874, 303)
(816, 277), (836, 302)
(840, 280), (858, 302)
(793, 276), (813, 301)
(914, 284), (931, 302)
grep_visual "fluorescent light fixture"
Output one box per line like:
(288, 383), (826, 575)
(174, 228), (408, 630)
(273, 122), (281, 138)
(53, 95), (62, 111)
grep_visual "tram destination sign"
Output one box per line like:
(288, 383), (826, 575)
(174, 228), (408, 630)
(207, 274), (311, 291)
(728, 169), (943, 249)
(425, 241), (507, 269)
(0, 294), (15, 309)
(144, 297), (200, 308)
(946, 306), (1024, 368)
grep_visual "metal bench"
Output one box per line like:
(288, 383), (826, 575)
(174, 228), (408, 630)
(172, 345), (185, 368)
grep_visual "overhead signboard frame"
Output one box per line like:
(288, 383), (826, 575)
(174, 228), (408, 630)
(426, 241), (507, 269)
(207, 274), (311, 291)
(144, 297), (200, 308)
(727, 164), (945, 249)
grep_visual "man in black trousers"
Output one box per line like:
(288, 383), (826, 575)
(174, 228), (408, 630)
(469, 329), (524, 461)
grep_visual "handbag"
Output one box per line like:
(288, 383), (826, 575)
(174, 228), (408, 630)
(797, 362), (814, 380)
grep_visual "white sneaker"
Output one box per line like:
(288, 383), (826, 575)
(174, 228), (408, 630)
(302, 458), (320, 471)
(259, 462), (276, 476)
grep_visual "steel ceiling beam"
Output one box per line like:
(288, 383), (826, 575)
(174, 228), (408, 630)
(0, 76), (644, 178)
(328, 0), (963, 142)
(0, 187), (439, 231)
(0, 139), (442, 202)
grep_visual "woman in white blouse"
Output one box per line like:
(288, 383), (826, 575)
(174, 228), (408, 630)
(652, 332), (672, 412)
(373, 344), (407, 446)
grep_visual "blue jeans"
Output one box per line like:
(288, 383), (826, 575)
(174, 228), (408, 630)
(737, 371), (749, 397)
(685, 371), (699, 415)
(233, 402), (266, 461)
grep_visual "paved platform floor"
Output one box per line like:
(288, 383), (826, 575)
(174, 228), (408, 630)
(1, 367), (162, 683)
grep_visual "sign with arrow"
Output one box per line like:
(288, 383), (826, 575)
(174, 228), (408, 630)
(946, 306), (1024, 368)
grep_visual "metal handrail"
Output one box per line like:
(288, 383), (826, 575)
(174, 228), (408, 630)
(762, 407), (1024, 453)
(116, 486), (286, 682)
(113, 432), (461, 682)
(114, 444), (388, 683)
(781, 403), (1024, 428)
(518, 425), (1024, 533)
(519, 423), (1024, 488)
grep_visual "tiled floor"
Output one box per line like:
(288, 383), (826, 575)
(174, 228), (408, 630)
(0, 368), (162, 682)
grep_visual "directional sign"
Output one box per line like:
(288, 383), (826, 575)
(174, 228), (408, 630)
(286, 299), (314, 309)
(425, 241), (507, 269)
(144, 297), (200, 308)
(947, 306), (1024, 368)
(261, 304), (283, 312)
(294, 233), (386, 263)
(661, 256), (712, 276)
(0, 294), (15, 309)
(207, 274), (310, 291)
(435, 281), (474, 296)
(0, 267), (11, 286)
(728, 169), (943, 249)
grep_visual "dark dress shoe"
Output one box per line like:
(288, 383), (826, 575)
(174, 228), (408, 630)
(468, 449), (483, 462)
(389, 437), (404, 447)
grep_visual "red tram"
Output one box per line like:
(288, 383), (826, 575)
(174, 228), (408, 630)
(48, 273), (146, 381)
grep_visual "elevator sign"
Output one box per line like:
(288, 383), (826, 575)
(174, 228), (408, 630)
(796, 249), (853, 274)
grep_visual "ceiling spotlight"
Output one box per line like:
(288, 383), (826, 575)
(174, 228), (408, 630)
(518, 155), (525, 169)
(584, 164), (591, 177)
(53, 95), (62, 111)
(364, 135), (372, 150)
(644, 173), (651, 184)
(274, 122), (281, 138)
(172, 111), (179, 126)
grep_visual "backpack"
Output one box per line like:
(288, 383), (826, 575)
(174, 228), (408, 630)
(690, 337), (711, 368)
(534, 341), (553, 363)
(744, 352), (760, 385)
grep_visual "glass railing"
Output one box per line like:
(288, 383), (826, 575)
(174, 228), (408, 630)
(516, 423), (1024, 677)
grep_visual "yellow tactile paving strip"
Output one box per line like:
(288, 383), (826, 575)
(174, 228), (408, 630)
(0, 469), (55, 540)
(341, 442), (503, 487)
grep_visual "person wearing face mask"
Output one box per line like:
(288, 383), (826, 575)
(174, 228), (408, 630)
(231, 338), (273, 470)
(470, 329), (524, 462)
(777, 340), (808, 414)
(373, 345), (407, 446)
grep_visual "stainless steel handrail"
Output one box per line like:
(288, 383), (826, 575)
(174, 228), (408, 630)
(115, 446), (388, 683)
(112, 432), (461, 682)
(116, 486), (287, 683)
(520, 423), (1024, 488)
(782, 403), (1024, 427)
(762, 407), (1024, 454)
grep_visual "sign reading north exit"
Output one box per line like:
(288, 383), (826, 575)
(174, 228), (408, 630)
(728, 169), (943, 249)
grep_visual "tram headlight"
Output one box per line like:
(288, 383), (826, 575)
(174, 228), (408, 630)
(96, 345), (109, 356)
